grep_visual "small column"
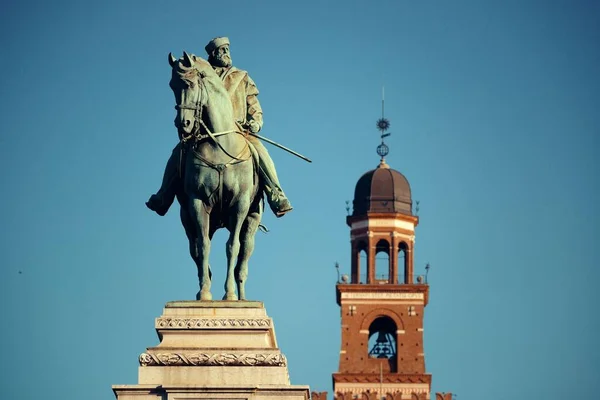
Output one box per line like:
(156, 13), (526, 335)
(405, 247), (414, 284)
(390, 233), (398, 284)
(351, 245), (360, 284)
(367, 235), (376, 284)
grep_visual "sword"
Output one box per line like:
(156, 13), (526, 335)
(249, 133), (312, 163)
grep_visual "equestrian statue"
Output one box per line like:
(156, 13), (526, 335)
(147, 37), (308, 301)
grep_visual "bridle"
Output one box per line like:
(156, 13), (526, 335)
(174, 69), (251, 166)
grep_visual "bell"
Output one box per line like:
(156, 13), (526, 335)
(375, 331), (388, 344)
(369, 330), (396, 359)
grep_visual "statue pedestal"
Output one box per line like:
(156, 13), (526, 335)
(112, 301), (310, 400)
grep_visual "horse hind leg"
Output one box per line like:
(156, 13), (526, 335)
(235, 200), (263, 301)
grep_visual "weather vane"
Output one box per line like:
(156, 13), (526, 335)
(376, 86), (391, 161)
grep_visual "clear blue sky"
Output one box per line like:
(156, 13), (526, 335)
(1, 1), (598, 399)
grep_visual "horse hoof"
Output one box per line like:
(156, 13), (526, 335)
(223, 293), (238, 301)
(199, 291), (212, 301)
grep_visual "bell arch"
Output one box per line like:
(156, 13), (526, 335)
(351, 240), (368, 284)
(367, 316), (397, 372)
(360, 307), (405, 332)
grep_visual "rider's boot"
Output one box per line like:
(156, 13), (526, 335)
(263, 185), (293, 218)
(146, 145), (180, 216)
(257, 156), (293, 218)
(146, 192), (173, 216)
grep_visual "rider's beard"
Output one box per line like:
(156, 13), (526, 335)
(213, 54), (232, 68)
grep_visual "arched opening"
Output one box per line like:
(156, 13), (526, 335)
(398, 242), (408, 284)
(367, 316), (397, 372)
(375, 239), (390, 283)
(357, 241), (367, 284)
(359, 250), (367, 283)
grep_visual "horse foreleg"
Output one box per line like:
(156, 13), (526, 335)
(179, 193), (205, 300)
(190, 197), (212, 301)
(223, 206), (249, 301)
(235, 204), (262, 301)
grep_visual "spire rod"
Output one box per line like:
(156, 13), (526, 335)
(382, 86), (385, 119)
(376, 86), (391, 163)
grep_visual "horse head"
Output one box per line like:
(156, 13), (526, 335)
(168, 51), (221, 136)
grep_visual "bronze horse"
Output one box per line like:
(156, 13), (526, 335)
(169, 51), (263, 301)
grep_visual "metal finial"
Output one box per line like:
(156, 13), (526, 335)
(376, 86), (391, 162)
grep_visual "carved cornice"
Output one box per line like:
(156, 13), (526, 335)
(155, 318), (271, 329)
(139, 352), (286, 367)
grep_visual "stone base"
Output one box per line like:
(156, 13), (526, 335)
(112, 301), (309, 400)
(113, 384), (310, 400)
(138, 365), (291, 386)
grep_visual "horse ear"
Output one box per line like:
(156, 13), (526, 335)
(183, 51), (194, 67)
(168, 52), (177, 67)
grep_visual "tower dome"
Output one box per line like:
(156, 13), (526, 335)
(353, 160), (412, 216)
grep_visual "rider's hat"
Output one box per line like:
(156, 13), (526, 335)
(205, 37), (230, 55)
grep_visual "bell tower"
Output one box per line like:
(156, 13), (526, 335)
(329, 115), (452, 400)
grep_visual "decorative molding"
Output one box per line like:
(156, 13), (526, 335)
(334, 384), (429, 395)
(139, 352), (286, 367)
(155, 318), (271, 329)
(334, 375), (430, 385)
(335, 377), (428, 385)
(349, 300), (423, 306)
(352, 219), (415, 231)
(341, 292), (424, 300)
